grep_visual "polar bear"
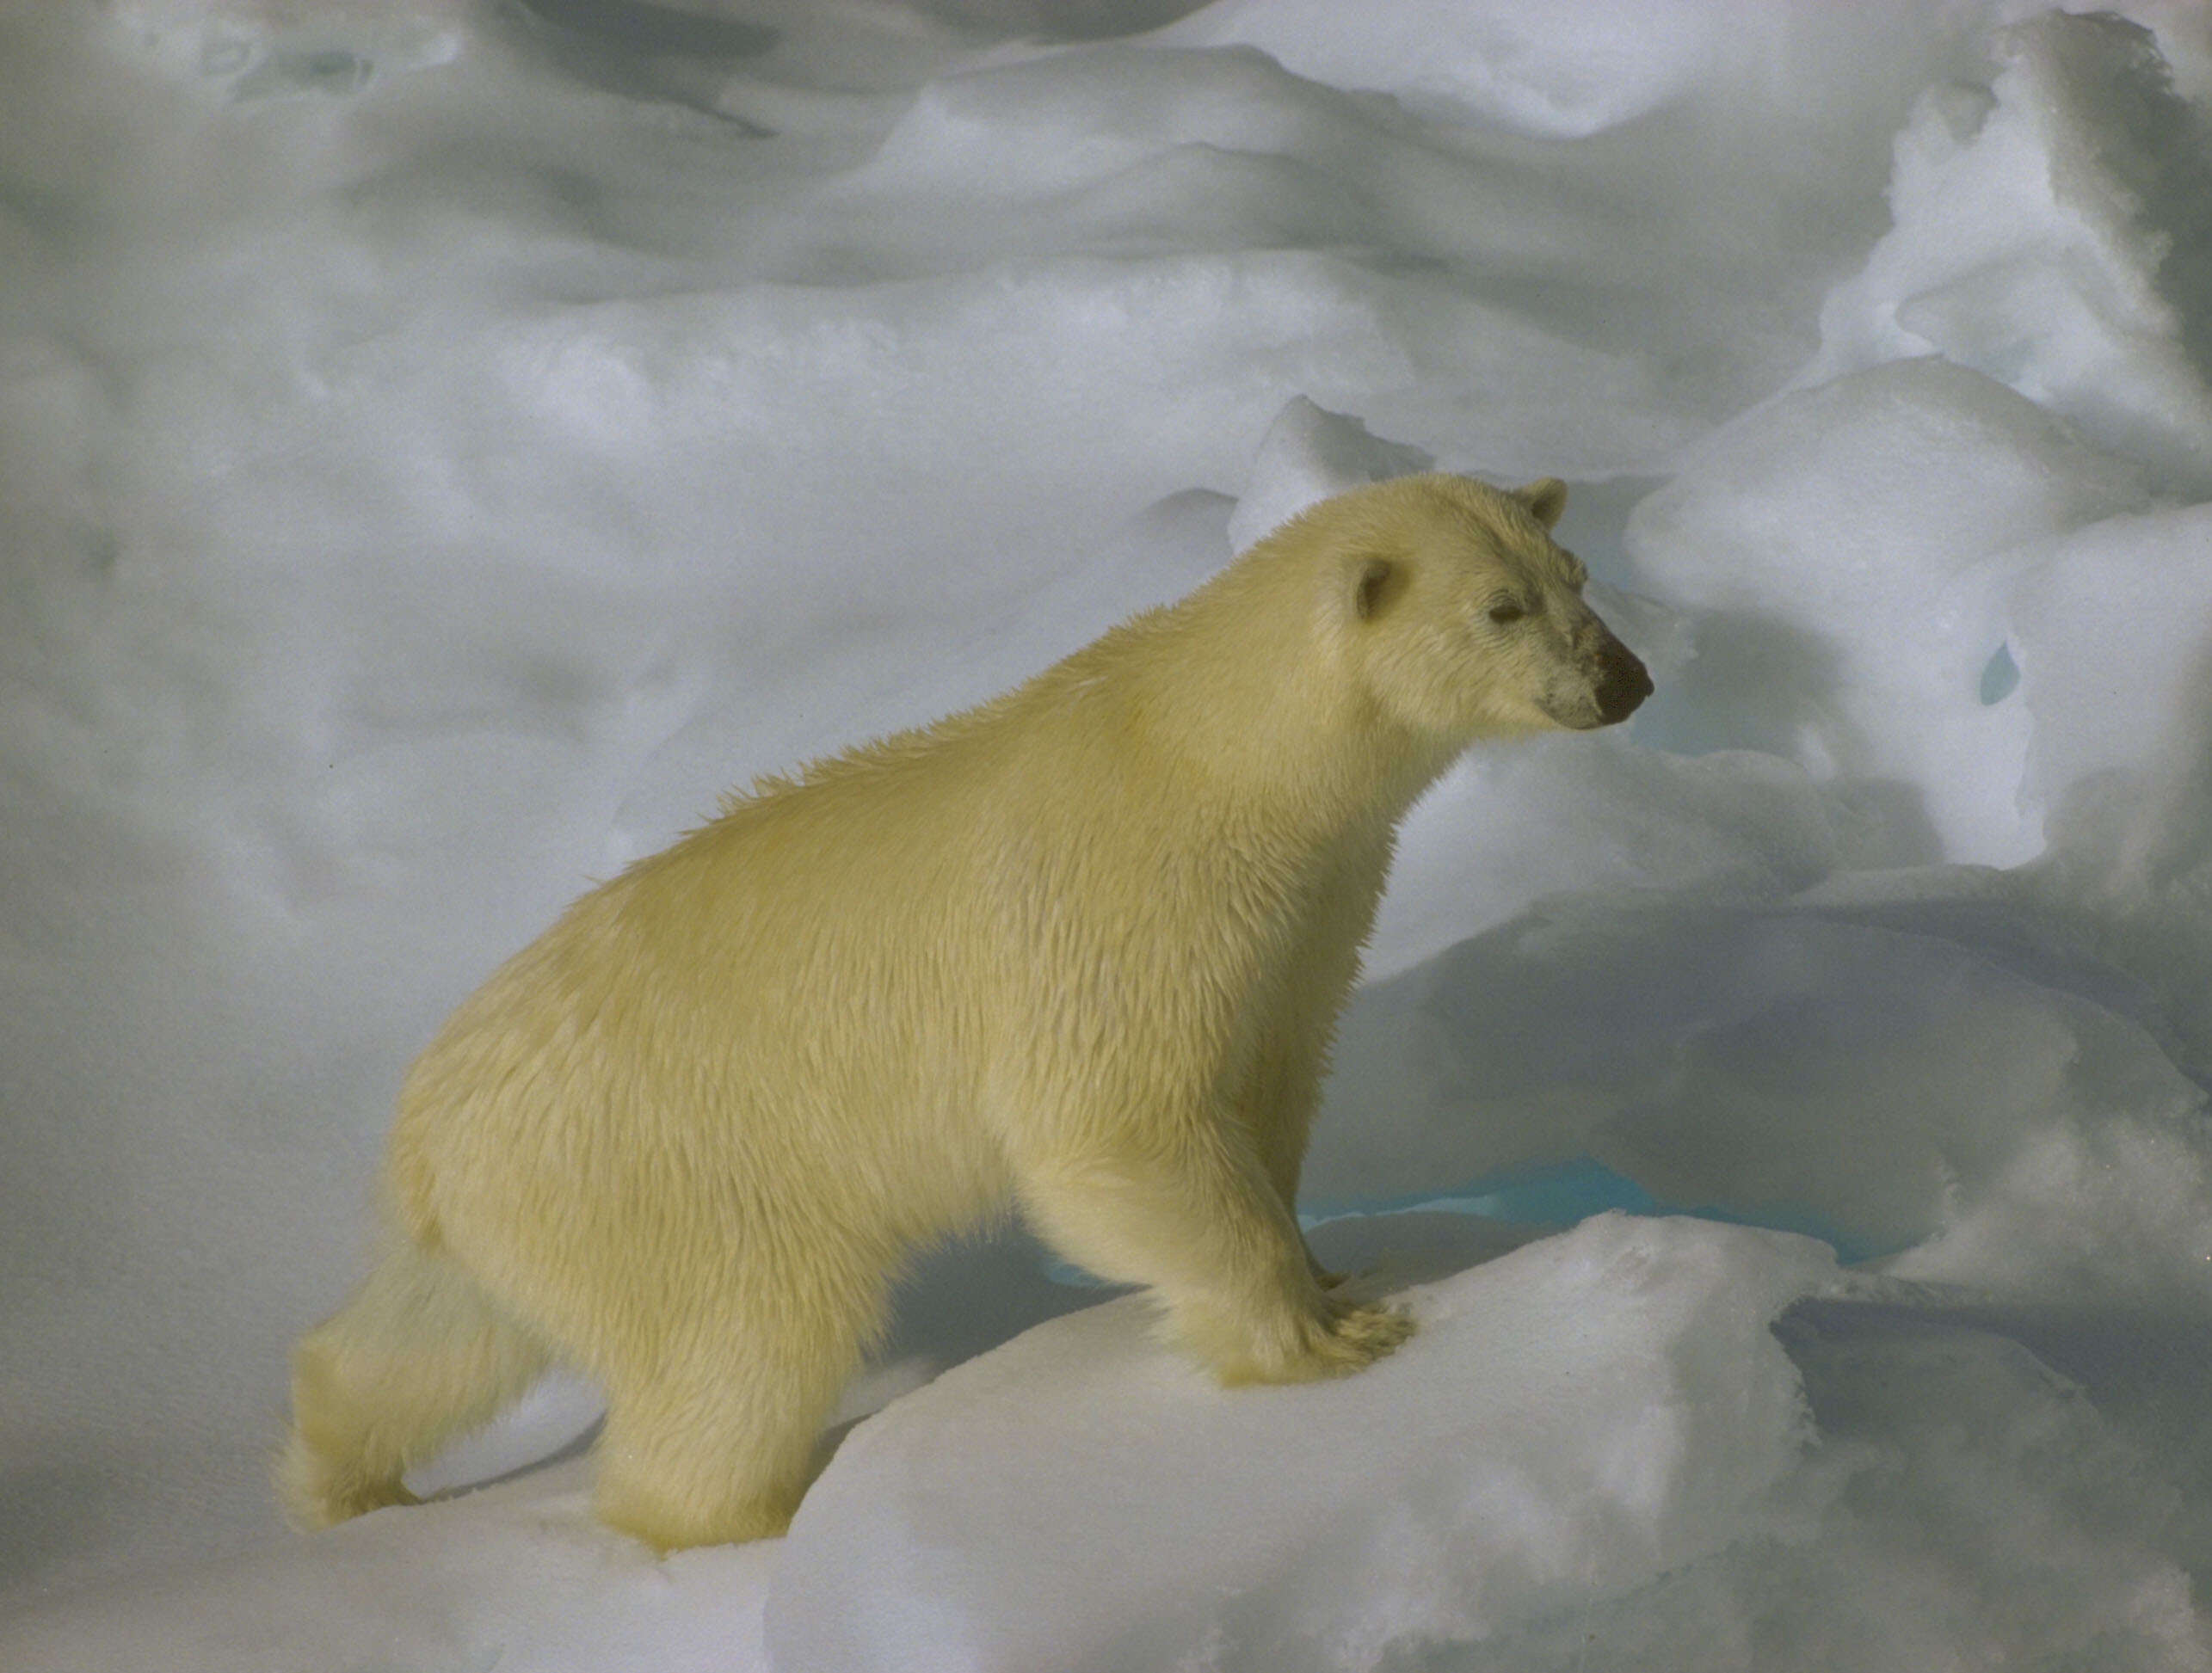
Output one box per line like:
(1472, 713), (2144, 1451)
(281, 473), (1650, 1551)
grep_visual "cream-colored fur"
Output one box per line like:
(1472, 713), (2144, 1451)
(280, 473), (1649, 1552)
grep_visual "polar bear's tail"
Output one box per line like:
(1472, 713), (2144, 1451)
(278, 1229), (549, 1529)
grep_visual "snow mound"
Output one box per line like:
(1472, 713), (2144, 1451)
(1624, 355), (2147, 864)
(1226, 395), (1436, 553)
(767, 1213), (1837, 1672)
(2007, 501), (2212, 866)
(1149, 0), (1726, 137)
(1365, 736), (1883, 982)
(1146, 0), (1977, 151)
(1316, 883), (2212, 1301)
(0, 1455), (772, 1673)
(1811, 10), (2212, 495)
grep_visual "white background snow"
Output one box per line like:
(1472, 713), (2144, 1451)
(6, 0), (2212, 1667)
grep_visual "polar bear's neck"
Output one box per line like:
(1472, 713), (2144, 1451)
(1043, 568), (1457, 855)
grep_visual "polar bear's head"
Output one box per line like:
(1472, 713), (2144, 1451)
(1325, 473), (1652, 741)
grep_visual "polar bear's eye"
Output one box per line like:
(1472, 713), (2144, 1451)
(1488, 600), (1528, 625)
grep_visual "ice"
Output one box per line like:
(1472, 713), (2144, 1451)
(1624, 355), (2147, 864)
(771, 1213), (2212, 1670)
(1316, 882), (2212, 1305)
(9, 0), (2212, 1664)
(768, 1215), (1839, 1673)
(1150, 0), (1728, 137)
(0, 1456), (776, 1673)
(1225, 396), (1436, 552)
(1149, 0), (1978, 150)
(2007, 502), (2212, 858)
(1365, 739), (1880, 981)
(1809, 11), (2212, 495)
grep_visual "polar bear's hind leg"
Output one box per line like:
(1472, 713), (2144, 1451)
(589, 1241), (894, 1551)
(279, 1233), (549, 1528)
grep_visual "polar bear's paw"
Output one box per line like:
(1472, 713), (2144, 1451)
(1186, 1291), (1415, 1387)
(1299, 1295), (1416, 1377)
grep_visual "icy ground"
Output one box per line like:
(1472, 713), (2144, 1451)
(6, 0), (2212, 1667)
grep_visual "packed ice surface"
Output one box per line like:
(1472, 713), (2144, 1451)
(1807, 9), (2212, 495)
(1315, 881), (2212, 1298)
(771, 1213), (2210, 1672)
(8, 0), (2212, 1668)
(0, 1448), (780, 1673)
(1624, 357), (2149, 866)
(769, 1215), (1838, 1673)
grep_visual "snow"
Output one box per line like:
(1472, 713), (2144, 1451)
(1624, 354), (2150, 864)
(768, 1215), (1838, 1672)
(1315, 883), (2212, 1299)
(6, 0), (2212, 1667)
(1808, 9), (2212, 494)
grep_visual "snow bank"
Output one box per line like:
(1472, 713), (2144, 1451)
(9, 1215), (2205, 1672)
(1810, 10), (2212, 495)
(1150, 0), (1974, 151)
(1225, 395), (1437, 552)
(0, 1455), (774, 1673)
(1151, 0), (1728, 138)
(769, 1215), (1836, 1673)
(1318, 881), (2212, 1301)
(2008, 501), (2212, 861)
(1624, 355), (2147, 865)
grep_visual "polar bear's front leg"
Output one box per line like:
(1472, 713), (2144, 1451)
(1014, 1112), (1412, 1386)
(1237, 1018), (1348, 1294)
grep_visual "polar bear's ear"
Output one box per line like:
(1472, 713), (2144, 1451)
(1516, 477), (1568, 530)
(1352, 556), (1404, 623)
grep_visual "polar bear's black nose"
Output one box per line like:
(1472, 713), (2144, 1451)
(1593, 644), (1654, 724)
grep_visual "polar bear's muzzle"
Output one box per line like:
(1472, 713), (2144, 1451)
(1590, 633), (1654, 725)
(1543, 618), (1653, 730)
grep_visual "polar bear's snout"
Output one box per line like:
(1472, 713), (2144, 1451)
(1540, 608), (1652, 730)
(1591, 630), (1654, 725)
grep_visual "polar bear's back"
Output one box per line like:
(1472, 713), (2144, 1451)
(386, 734), (1024, 1264)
